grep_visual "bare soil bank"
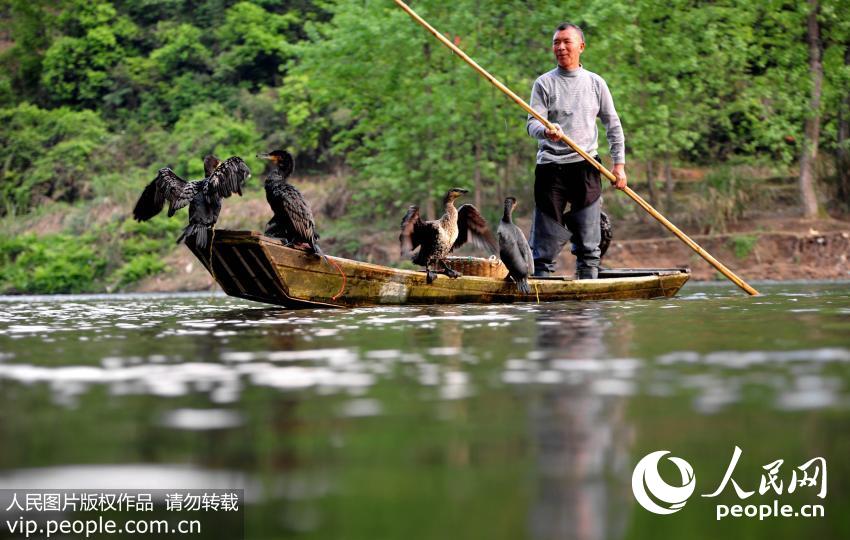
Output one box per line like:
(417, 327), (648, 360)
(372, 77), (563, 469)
(605, 230), (849, 281)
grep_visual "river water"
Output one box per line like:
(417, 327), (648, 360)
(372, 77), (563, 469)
(0, 281), (848, 539)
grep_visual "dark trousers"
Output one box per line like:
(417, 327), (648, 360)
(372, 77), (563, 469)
(530, 160), (602, 279)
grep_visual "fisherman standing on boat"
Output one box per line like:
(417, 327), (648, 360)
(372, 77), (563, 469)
(527, 22), (627, 279)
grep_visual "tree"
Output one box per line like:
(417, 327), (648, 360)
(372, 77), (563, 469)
(798, 0), (823, 217)
(282, 0), (595, 222)
(39, 1), (138, 107)
(214, 2), (296, 87)
(0, 103), (109, 213)
(817, 0), (850, 211)
(0, 0), (54, 107)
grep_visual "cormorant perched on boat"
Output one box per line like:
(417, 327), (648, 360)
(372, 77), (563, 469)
(399, 188), (498, 284)
(132, 155), (251, 249)
(257, 150), (325, 259)
(498, 197), (534, 294)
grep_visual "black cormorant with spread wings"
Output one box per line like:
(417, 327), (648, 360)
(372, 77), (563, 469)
(399, 188), (498, 284)
(257, 150), (325, 259)
(498, 197), (534, 294)
(132, 155), (250, 249)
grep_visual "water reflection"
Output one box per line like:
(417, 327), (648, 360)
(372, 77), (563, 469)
(0, 284), (849, 539)
(527, 306), (631, 540)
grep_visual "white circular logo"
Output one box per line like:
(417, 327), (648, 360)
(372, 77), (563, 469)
(632, 450), (696, 515)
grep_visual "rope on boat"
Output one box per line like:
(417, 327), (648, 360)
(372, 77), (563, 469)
(326, 256), (347, 300)
(534, 281), (540, 304)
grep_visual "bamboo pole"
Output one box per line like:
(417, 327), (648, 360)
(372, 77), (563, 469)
(393, 0), (759, 296)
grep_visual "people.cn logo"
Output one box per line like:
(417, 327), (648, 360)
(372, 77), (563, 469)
(632, 450), (696, 515)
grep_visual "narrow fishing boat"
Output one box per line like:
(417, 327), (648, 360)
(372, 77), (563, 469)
(188, 230), (689, 308)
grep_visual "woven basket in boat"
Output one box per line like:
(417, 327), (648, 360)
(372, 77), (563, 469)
(443, 256), (509, 279)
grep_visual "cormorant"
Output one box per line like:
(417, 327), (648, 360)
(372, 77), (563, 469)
(132, 155), (250, 249)
(257, 150), (324, 258)
(498, 197), (534, 294)
(600, 210), (613, 259)
(399, 188), (498, 284)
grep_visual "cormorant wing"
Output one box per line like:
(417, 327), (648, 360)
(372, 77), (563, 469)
(521, 230), (534, 275)
(273, 183), (316, 243)
(453, 204), (498, 254)
(500, 222), (534, 276)
(205, 156), (251, 199)
(399, 206), (434, 257)
(132, 168), (199, 221)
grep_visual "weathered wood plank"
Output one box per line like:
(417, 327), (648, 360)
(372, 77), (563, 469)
(189, 230), (689, 308)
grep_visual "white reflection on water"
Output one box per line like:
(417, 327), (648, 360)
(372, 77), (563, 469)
(0, 465), (330, 504)
(0, 288), (849, 417)
(659, 348), (850, 366)
(159, 408), (245, 430)
(339, 398), (382, 417)
(0, 464), (250, 491)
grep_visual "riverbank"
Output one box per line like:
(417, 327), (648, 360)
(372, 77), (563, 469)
(129, 214), (850, 293)
(605, 217), (850, 282)
(3, 174), (849, 295)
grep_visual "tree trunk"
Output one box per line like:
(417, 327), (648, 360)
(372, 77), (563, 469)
(798, 0), (823, 218)
(474, 99), (483, 210)
(645, 160), (657, 208)
(837, 44), (850, 209)
(422, 42), (435, 220)
(664, 157), (674, 212)
(473, 0), (483, 211)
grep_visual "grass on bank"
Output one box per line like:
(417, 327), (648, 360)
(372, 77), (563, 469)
(0, 198), (183, 294)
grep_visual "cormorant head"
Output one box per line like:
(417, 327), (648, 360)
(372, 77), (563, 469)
(503, 197), (517, 221)
(444, 188), (468, 203)
(203, 155), (222, 177)
(256, 150), (295, 178)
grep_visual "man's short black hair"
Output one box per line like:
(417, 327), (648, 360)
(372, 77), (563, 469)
(554, 22), (585, 44)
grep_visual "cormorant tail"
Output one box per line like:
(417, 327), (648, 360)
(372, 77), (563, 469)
(177, 224), (210, 249)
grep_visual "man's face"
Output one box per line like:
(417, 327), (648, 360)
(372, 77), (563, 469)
(552, 28), (584, 70)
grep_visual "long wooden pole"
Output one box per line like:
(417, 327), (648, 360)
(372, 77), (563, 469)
(393, 0), (759, 296)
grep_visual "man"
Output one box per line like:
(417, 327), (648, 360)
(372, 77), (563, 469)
(527, 22), (627, 279)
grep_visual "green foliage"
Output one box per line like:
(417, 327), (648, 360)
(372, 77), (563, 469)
(0, 234), (106, 293)
(283, 0), (544, 218)
(692, 166), (771, 234)
(0, 0), (54, 105)
(156, 102), (265, 177)
(0, 103), (110, 213)
(1, 0), (849, 292)
(149, 23), (212, 75)
(113, 254), (167, 287)
(40, 1), (138, 107)
(0, 210), (188, 294)
(214, 2), (296, 86)
(120, 213), (184, 243)
(728, 234), (759, 260)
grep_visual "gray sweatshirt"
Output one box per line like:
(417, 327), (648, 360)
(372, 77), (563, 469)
(526, 66), (625, 165)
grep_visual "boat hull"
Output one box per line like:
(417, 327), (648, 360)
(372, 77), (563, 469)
(188, 230), (690, 308)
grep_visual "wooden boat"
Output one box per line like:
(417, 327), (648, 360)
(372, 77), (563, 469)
(187, 230), (690, 308)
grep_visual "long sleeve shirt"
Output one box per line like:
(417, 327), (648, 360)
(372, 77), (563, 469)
(526, 66), (625, 165)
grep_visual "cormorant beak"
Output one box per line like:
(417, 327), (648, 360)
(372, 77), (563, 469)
(256, 153), (272, 160)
